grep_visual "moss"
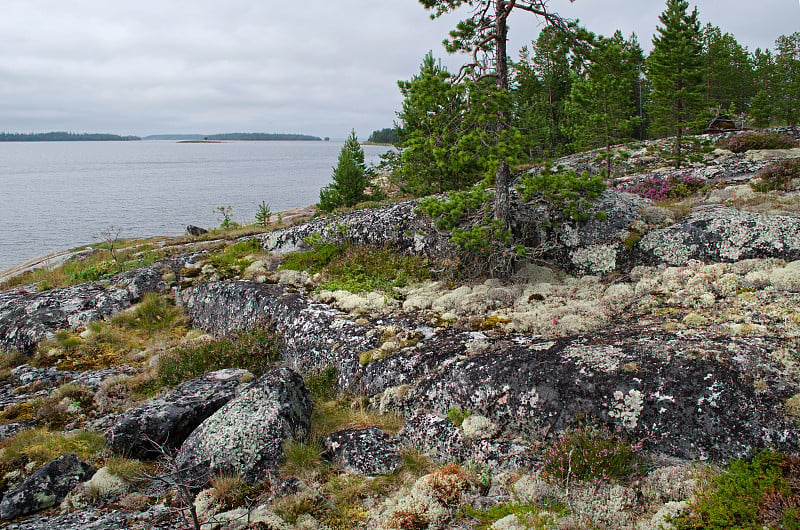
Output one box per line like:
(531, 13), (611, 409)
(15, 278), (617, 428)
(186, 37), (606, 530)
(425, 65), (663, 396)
(623, 230), (642, 251)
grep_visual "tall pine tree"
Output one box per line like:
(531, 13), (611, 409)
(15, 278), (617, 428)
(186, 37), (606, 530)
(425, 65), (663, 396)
(647, 0), (705, 166)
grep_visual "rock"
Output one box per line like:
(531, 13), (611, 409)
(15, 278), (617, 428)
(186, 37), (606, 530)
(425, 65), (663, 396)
(258, 199), (454, 259)
(397, 413), (467, 464)
(106, 368), (251, 459)
(322, 427), (401, 476)
(0, 454), (95, 520)
(0, 267), (164, 355)
(638, 206), (800, 266)
(175, 367), (312, 487)
(186, 225), (208, 236)
(179, 281), (378, 389)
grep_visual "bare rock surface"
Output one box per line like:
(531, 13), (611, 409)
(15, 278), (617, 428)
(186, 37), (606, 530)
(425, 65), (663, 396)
(322, 427), (401, 476)
(0, 454), (95, 520)
(175, 367), (312, 487)
(0, 267), (164, 355)
(639, 206), (800, 266)
(106, 368), (251, 459)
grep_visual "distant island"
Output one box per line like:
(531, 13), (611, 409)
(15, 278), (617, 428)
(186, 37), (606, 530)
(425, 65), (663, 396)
(0, 132), (140, 142)
(144, 133), (323, 141)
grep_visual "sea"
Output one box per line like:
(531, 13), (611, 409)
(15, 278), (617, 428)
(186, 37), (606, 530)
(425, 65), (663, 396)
(0, 140), (391, 272)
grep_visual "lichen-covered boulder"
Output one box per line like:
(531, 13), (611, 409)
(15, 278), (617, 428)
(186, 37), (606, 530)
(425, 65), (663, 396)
(106, 368), (251, 459)
(175, 367), (312, 487)
(0, 454), (95, 520)
(258, 199), (454, 259)
(394, 325), (800, 462)
(0, 267), (164, 355)
(397, 413), (466, 464)
(179, 281), (378, 389)
(321, 427), (401, 476)
(638, 206), (800, 266)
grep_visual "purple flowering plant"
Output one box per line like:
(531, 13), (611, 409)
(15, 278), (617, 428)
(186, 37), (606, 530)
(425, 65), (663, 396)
(629, 171), (705, 202)
(541, 424), (645, 486)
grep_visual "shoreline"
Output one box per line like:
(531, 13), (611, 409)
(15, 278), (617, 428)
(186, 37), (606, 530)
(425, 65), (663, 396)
(0, 204), (317, 286)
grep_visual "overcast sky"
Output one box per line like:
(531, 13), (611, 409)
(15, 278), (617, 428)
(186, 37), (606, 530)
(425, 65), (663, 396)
(1, 1), (797, 139)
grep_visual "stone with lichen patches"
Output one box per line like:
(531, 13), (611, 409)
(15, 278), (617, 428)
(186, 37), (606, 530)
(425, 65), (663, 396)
(322, 427), (401, 476)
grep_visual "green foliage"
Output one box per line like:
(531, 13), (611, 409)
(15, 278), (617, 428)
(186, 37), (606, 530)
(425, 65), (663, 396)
(207, 237), (262, 276)
(647, 0), (706, 165)
(751, 159), (800, 192)
(281, 439), (327, 483)
(447, 406), (471, 427)
(112, 293), (187, 333)
(0, 429), (106, 469)
(419, 185), (491, 230)
(320, 245), (431, 294)
(774, 32), (800, 126)
(304, 366), (340, 402)
(541, 425), (645, 485)
(215, 205), (239, 229)
(157, 323), (282, 386)
(255, 201), (272, 227)
(318, 130), (374, 212)
(517, 165), (606, 221)
(367, 128), (399, 144)
(702, 23), (757, 116)
(750, 90), (774, 128)
(671, 451), (800, 529)
(279, 234), (341, 273)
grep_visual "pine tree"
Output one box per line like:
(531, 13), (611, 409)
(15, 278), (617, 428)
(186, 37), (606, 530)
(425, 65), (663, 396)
(317, 130), (370, 212)
(647, 0), (705, 166)
(701, 24), (755, 115)
(565, 31), (642, 175)
(774, 32), (800, 126)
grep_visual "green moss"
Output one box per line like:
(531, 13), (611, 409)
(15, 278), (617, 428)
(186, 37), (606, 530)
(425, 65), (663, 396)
(461, 501), (566, 529)
(207, 237), (262, 276)
(447, 406), (472, 427)
(623, 231), (642, 251)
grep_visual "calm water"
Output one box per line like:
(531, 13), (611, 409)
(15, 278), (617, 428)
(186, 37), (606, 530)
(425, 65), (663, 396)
(0, 140), (389, 271)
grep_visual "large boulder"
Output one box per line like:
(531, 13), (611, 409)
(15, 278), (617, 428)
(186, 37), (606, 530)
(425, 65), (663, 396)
(106, 368), (251, 459)
(0, 267), (164, 355)
(175, 367), (312, 487)
(0, 454), (95, 520)
(179, 281), (377, 388)
(638, 206), (800, 266)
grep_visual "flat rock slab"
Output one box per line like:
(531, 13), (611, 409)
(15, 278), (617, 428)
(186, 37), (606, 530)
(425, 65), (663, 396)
(638, 206), (800, 266)
(0, 267), (164, 355)
(107, 368), (251, 459)
(322, 427), (401, 476)
(175, 367), (312, 487)
(0, 454), (95, 520)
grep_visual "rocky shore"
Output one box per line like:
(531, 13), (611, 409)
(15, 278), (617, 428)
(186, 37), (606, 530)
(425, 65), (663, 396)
(0, 130), (799, 529)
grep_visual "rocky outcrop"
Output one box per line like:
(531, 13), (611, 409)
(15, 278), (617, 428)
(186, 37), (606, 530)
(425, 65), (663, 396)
(179, 281), (377, 389)
(0, 454), (94, 520)
(0, 267), (164, 355)
(258, 199), (454, 259)
(175, 367), (312, 487)
(637, 206), (800, 266)
(106, 368), (251, 459)
(322, 427), (401, 476)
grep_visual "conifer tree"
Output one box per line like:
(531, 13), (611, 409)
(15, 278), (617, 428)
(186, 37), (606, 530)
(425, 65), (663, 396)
(317, 130), (370, 212)
(647, 0), (705, 166)
(774, 32), (800, 126)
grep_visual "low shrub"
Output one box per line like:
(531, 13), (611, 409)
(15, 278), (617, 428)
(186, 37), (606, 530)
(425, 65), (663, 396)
(157, 322), (282, 386)
(207, 237), (262, 277)
(541, 424), (644, 486)
(629, 171), (705, 201)
(516, 165), (606, 222)
(716, 131), (799, 153)
(672, 450), (800, 529)
(750, 158), (800, 192)
(112, 293), (187, 333)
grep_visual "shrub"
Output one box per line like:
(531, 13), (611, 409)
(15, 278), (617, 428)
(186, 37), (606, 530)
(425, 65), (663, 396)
(516, 165), (606, 222)
(750, 158), (800, 192)
(157, 322), (282, 386)
(716, 131), (799, 153)
(255, 201), (272, 227)
(112, 293), (187, 333)
(672, 450), (800, 529)
(541, 424), (644, 486)
(629, 171), (705, 201)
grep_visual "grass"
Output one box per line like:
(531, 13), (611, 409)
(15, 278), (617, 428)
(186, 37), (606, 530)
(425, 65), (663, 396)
(461, 501), (567, 529)
(280, 238), (431, 294)
(112, 293), (188, 333)
(206, 237), (264, 277)
(0, 428), (106, 469)
(156, 321), (282, 386)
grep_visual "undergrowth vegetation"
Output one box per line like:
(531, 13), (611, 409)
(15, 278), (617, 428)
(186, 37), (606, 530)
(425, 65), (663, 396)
(280, 236), (430, 294)
(206, 237), (263, 277)
(751, 159), (800, 192)
(716, 131), (799, 153)
(672, 450), (800, 529)
(628, 170), (706, 201)
(157, 321), (282, 386)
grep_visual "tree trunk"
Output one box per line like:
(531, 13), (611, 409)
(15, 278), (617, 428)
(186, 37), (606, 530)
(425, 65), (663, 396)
(493, 0), (511, 226)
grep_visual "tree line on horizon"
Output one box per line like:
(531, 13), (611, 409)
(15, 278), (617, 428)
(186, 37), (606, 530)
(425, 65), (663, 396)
(0, 132), (141, 142)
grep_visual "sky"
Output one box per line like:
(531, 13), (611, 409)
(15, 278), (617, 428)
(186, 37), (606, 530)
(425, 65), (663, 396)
(1, 0), (798, 139)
